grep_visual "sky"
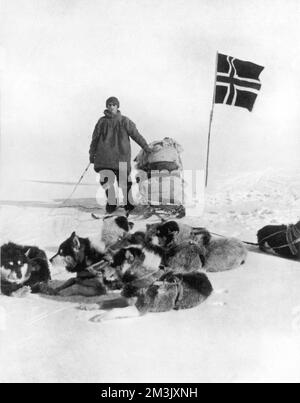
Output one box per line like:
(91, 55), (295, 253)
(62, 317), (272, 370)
(0, 0), (300, 189)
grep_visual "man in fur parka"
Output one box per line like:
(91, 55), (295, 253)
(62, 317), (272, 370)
(89, 97), (152, 215)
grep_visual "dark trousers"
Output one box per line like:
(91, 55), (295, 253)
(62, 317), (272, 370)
(99, 169), (134, 207)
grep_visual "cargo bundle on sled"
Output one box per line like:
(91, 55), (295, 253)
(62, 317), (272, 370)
(134, 137), (186, 218)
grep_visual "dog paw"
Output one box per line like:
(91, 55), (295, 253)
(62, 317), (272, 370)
(78, 303), (100, 311)
(38, 283), (58, 295)
(12, 286), (32, 298)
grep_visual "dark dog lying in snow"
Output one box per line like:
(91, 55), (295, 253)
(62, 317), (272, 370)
(88, 271), (213, 322)
(50, 216), (133, 296)
(257, 221), (300, 259)
(0, 242), (51, 296)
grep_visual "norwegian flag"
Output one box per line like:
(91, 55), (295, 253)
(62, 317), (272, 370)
(215, 53), (264, 111)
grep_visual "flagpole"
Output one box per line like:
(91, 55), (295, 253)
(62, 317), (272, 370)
(205, 51), (219, 187)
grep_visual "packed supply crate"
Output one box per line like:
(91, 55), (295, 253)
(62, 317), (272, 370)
(134, 137), (186, 217)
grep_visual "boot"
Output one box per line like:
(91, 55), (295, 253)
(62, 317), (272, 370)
(106, 203), (118, 214)
(124, 203), (135, 216)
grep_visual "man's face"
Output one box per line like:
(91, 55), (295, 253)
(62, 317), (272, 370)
(107, 102), (118, 115)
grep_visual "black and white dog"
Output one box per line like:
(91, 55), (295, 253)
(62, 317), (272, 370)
(111, 242), (164, 299)
(257, 221), (300, 259)
(50, 232), (118, 296)
(50, 216), (134, 296)
(146, 220), (211, 249)
(145, 221), (209, 273)
(0, 242), (51, 296)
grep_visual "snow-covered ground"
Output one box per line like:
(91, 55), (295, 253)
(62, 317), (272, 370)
(0, 169), (300, 383)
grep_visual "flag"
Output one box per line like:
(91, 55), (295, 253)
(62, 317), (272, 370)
(215, 53), (264, 111)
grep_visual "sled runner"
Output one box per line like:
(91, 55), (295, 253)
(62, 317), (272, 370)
(91, 204), (186, 220)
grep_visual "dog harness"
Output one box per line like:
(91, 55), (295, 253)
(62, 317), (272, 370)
(286, 224), (300, 256)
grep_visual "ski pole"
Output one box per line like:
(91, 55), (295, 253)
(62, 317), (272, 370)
(60, 163), (91, 206)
